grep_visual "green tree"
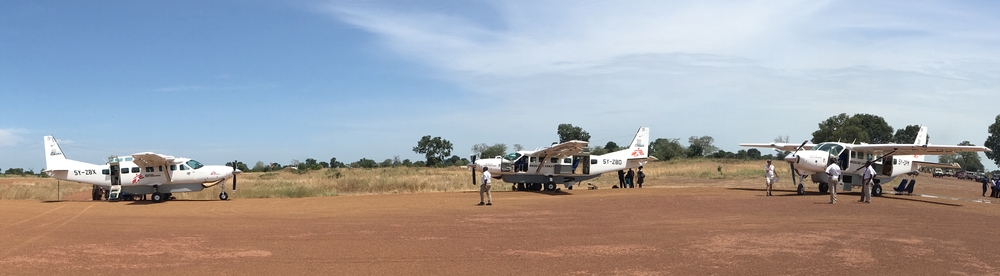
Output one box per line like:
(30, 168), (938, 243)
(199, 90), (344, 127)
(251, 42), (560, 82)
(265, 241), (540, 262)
(413, 135), (453, 167)
(688, 136), (717, 158)
(811, 113), (893, 144)
(252, 161), (268, 172)
(650, 138), (685, 161)
(604, 141), (620, 152)
(402, 159), (413, 167)
(557, 124), (591, 143)
(956, 141), (985, 172)
(353, 158), (378, 169)
(747, 148), (762, 159)
(472, 143), (507, 159)
(985, 115), (1000, 168)
(224, 161), (249, 172)
(380, 159), (393, 167)
(893, 125), (926, 144)
(319, 161), (330, 168)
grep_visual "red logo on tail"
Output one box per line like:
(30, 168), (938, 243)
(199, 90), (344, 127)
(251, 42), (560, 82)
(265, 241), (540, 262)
(631, 148), (644, 157)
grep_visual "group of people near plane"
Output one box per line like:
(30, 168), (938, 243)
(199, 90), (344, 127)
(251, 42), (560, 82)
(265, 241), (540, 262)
(983, 176), (1000, 198)
(764, 159), (877, 204)
(616, 167), (645, 188)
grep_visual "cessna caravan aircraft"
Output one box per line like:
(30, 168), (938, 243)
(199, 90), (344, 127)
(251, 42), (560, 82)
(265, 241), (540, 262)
(741, 126), (989, 196)
(470, 127), (653, 191)
(42, 136), (239, 202)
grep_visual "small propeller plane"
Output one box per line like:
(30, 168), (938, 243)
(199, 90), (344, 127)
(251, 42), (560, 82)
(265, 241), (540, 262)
(42, 136), (240, 202)
(469, 127), (653, 191)
(740, 126), (990, 196)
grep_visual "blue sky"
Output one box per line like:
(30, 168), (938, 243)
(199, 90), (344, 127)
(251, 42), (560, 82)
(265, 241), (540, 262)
(2, 0), (999, 171)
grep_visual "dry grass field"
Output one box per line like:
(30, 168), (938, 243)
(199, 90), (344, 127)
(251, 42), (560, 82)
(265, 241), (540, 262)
(0, 159), (788, 200)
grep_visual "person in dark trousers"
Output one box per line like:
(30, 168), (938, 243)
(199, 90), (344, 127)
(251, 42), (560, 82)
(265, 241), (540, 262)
(636, 166), (645, 188)
(617, 170), (626, 188)
(983, 176), (990, 197)
(625, 168), (635, 188)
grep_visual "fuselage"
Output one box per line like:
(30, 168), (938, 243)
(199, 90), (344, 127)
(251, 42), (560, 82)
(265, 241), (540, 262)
(48, 157), (236, 193)
(787, 142), (920, 186)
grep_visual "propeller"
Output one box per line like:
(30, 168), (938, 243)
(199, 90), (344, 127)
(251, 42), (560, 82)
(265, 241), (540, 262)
(788, 140), (809, 185)
(232, 160), (238, 191)
(854, 149), (898, 173)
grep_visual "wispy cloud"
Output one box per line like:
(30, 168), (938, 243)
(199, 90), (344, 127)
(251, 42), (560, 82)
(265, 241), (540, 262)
(0, 128), (27, 147)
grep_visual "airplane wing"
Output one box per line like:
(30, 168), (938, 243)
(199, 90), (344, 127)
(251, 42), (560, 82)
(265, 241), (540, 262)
(739, 143), (815, 151)
(526, 140), (588, 158)
(130, 152), (176, 167)
(912, 161), (961, 169)
(848, 144), (991, 155)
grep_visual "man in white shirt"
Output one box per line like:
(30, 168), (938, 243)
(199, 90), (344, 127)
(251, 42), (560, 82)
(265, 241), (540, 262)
(479, 167), (492, 206)
(764, 160), (776, 196)
(825, 160), (841, 204)
(861, 163), (876, 203)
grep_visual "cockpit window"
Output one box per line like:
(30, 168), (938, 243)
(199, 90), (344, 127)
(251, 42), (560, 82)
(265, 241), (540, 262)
(813, 143), (845, 157)
(186, 160), (204, 170)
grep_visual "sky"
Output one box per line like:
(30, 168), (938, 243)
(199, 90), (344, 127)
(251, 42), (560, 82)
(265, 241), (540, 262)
(2, 0), (999, 171)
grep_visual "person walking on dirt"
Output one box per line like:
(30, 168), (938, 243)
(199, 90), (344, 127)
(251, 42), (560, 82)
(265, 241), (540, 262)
(617, 170), (626, 188)
(637, 166), (646, 188)
(764, 160), (777, 196)
(861, 163), (876, 203)
(479, 167), (492, 206)
(825, 159), (841, 204)
(983, 176), (990, 197)
(625, 168), (635, 188)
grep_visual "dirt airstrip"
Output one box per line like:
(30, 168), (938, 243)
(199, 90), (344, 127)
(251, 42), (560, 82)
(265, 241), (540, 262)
(1, 176), (998, 275)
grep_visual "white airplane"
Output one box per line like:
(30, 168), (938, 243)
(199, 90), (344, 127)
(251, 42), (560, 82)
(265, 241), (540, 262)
(42, 136), (240, 202)
(470, 127), (653, 191)
(740, 126), (990, 196)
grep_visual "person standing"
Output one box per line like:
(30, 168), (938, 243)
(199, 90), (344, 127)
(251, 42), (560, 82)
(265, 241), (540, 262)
(636, 166), (646, 188)
(825, 159), (841, 204)
(764, 160), (777, 196)
(983, 176), (990, 197)
(617, 170), (626, 188)
(625, 168), (635, 188)
(861, 163), (876, 203)
(478, 167), (492, 206)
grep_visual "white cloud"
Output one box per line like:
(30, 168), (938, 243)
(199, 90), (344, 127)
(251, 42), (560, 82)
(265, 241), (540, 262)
(317, 0), (1000, 167)
(0, 128), (27, 147)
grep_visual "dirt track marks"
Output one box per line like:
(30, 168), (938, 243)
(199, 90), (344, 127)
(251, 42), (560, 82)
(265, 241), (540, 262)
(1, 236), (271, 270)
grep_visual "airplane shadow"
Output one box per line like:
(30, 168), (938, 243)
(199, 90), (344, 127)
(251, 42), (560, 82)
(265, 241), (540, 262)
(878, 195), (963, 207)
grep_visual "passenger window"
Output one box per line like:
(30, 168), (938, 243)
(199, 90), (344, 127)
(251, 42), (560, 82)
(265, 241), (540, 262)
(145, 167), (154, 172)
(170, 165), (177, 171)
(564, 158), (572, 163)
(124, 157), (133, 161)
(530, 157), (536, 162)
(102, 169), (110, 175)
(120, 168), (129, 174)
(158, 166), (163, 172)
(180, 165), (189, 170)
(131, 167), (140, 173)
(550, 158), (558, 163)
(591, 159), (598, 164)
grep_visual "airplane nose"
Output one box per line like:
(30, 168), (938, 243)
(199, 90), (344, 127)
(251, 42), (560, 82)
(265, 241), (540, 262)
(784, 154), (798, 164)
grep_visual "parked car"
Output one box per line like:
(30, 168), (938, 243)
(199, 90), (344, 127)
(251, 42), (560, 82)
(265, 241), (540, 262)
(933, 168), (944, 178)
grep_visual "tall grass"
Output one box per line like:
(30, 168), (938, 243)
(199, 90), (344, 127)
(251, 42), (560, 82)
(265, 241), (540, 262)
(0, 159), (787, 200)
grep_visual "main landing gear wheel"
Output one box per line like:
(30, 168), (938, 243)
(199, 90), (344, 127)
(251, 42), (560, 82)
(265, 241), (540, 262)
(151, 192), (163, 203)
(873, 183), (883, 197)
(219, 191), (229, 201)
(796, 184), (805, 195)
(545, 182), (557, 191)
(819, 183), (829, 194)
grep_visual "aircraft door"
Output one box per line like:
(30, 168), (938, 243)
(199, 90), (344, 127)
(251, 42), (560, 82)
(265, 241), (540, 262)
(839, 150), (849, 169)
(882, 155), (894, 175)
(108, 157), (122, 201)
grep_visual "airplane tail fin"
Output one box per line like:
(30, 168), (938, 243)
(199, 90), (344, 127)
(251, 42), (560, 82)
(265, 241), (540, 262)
(626, 127), (649, 158)
(913, 126), (928, 162)
(44, 136), (71, 171)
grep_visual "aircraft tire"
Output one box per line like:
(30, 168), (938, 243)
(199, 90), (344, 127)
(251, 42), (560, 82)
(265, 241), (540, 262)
(219, 192), (229, 201)
(92, 187), (102, 201)
(796, 184), (805, 195)
(530, 183), (542, 191)
(152, 193), (163, 203)
(873, 184), (883, 197)
(818, 183), (829, 194)
(545, 182), (556, 191)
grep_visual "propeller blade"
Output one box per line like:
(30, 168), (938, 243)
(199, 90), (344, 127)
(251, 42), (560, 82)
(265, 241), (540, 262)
(232, 160), (238, 191)
(789, 162), (797, 185)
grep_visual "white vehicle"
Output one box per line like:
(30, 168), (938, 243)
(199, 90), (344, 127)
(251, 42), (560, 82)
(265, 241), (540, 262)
(470, 127), (653, 191)
(42, 136), (240, 202)
(741, 126), (989, 196)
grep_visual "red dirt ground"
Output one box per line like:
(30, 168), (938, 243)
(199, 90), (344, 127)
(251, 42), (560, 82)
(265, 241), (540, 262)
(1, 175), (998, 275)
